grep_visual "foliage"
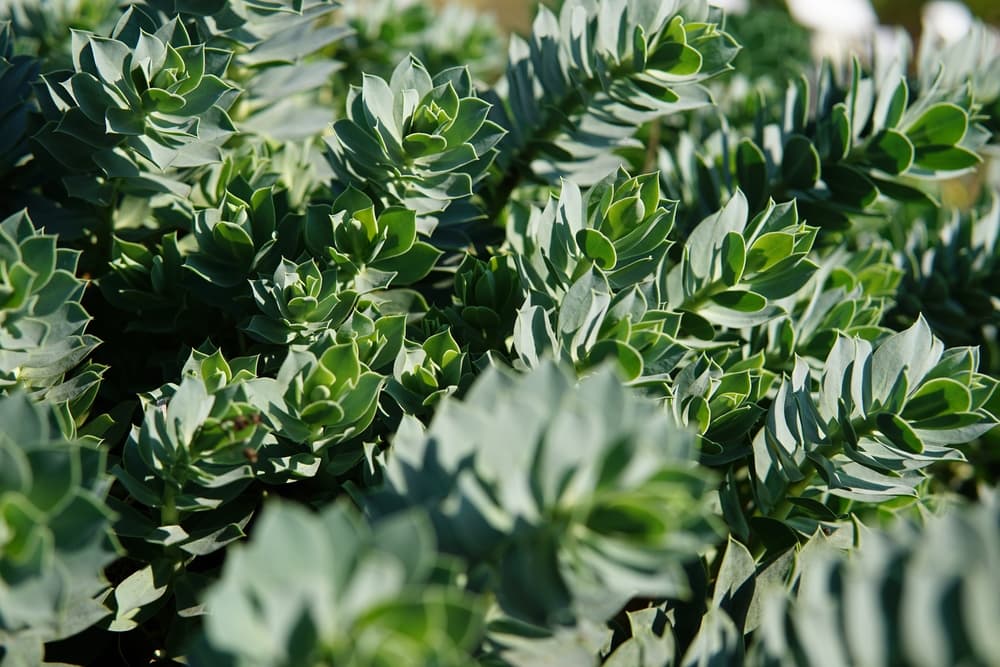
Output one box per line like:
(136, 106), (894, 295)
(0, 211), (102, 420)
(748, 497), (1000, 667)
(369, 363), (719, 628)
(0, 0), (998, 665)
(0, 391), (117, 666)
(189, 501), (484, 667)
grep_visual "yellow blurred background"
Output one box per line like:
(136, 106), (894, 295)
(435, 0), (533, 31)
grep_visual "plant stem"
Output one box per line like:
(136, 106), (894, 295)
(161, 484), (179, 525)
(643, 119), (662, 173)
(481, 63), (623, 223)
(680, 277), (731, 311)
(768, 471), (815, 522)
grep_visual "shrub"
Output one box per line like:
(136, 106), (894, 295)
(0, 1), (998, 665)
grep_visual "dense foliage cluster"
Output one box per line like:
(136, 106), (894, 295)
(1, 0), (998, 665)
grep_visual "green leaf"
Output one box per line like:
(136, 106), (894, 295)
(648, 42), (702, 76)
(588, 340), (643, 380)
(300, 400), (345, 425)
(869, 177), (939, 206)
(902, 378), (972, 422)
(749, 516), (798, 555)
(745, 232), (793, 275)
(605, 606), (674, 667)
(876, 413), (924, 453)
(913, 145), (981, 171)
(782, 135), (820, 189)
(818, 104), (851, 161)
(403, 132), (449, 157)
(681, 607), (743, 666)
(787, 496), (839, 521)
(912, 411), (986, 431)
(905, 103), (968, 146)
(361, 73), (401, 144)
(375, 242), (442, 286)
(212, 221), (254, 262)
(376, 208), (417, 260)
(680, 311), (717, 340)
(824, 164), (879, 209)
(720, 231), (746, 288)
(576, 228), (617, 270)
(874, 77), (907, 130)
(558, 269), (610, 336)
(108, 564), (170, 632)
(736, 139), (768, 209)
(440, 97), (491, 145)
(710, 290), (767, 313)
(142, 88), (186, 113)
(865, 129), (914, 174)
(712, 536), (756, 626)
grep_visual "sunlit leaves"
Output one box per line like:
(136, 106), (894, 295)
(191, 501), (485, 667)
(246, 258), (357, 345)
(327, 55), (505, 219)
(493, 0), (738, 189)
(2, 1), (999, 665)
(33, 12), (239, 197)
(370, 362), (719, 626)
(0, 211), (102, 419)
(749, 500), (1000, 667)
(753, 318), (997, 516)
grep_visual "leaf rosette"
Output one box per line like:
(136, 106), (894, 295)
(429, 254), (524, 356)
(387, 329), (470, 415)
(185, 182), (300, 294)
(334, 310), (406, 374)
(0, 392), (117, 664)
(0, 211), (103, 416)
(190, 501), (484, 667)
(371, 363), (719, 625)
(250, 337), (384, 453)
(114, 353), (273, 524)
(754, 318), (999, 518)
(304, 186), (441, 292)
(100, 231), (193, 333)
(245, 257), (357, 345)
(658, 192), (817, 332)
(326, 55), (506, 218)
(508, 171), (676, 301)
(34, 12), (238, 197)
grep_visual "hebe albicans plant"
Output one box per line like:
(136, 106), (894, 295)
(1, 0), (999, 665)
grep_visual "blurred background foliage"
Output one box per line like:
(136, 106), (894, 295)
(873, 0), (1000, 31)
(449, 0), (1000, 34)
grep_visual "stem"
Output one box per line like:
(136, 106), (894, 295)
(643, 119), (662, 173)
(484, 159), (530, 225)
(680, 277), (731, 312)
(481, 61), (628, 223)
(161, 483), (179, 525)
(768, 471), (816, 522)
(753, 413), (878, 531)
